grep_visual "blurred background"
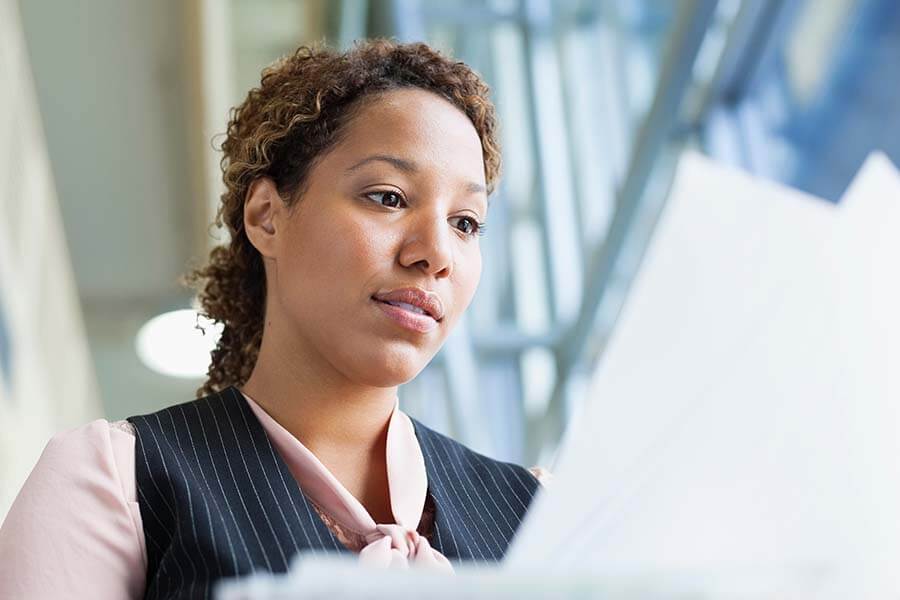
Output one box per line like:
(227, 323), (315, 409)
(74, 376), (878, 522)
(2, 0), (899, 519)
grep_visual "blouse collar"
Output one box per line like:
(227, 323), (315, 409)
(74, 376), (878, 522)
(240, 391), (428, 534)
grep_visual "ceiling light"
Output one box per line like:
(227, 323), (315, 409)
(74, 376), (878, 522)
(135, 309), (223, 378)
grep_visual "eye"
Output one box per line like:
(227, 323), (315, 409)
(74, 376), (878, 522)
(450, 215), (486, 238)
(364, 190), (405, 208)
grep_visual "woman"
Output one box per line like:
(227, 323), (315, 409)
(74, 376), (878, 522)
(0, 39), (544, 599)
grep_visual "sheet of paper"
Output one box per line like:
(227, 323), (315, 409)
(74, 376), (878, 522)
(507, 151), (900, 595)
(831, 152), (900, 561)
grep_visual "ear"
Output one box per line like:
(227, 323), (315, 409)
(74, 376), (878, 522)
(244, 178), (284, 258)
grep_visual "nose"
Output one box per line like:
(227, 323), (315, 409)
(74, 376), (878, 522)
(398, 213), (453, 279)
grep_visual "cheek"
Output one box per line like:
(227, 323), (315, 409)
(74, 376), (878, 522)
(452, 246), (483, 310)
(283, 212), (389, 297)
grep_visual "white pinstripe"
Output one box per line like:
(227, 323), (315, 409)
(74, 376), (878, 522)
(485, 458), (531, 512)
(480, 460), (527, 530)
(419, 439), (477, 559)
(191, 402), (254, 566)
(253, 413), (322, 553)
(417, 428), (490, 560)
(230, 388), (342, 553)
(178, 404), (243, 571)
(502, 463), (536, 510)
(427, 468), (478, 560)
(137, 394), (366, 597)
(427, 433), (508, 552)
(137, 489), (166, 600)
(136, 482), (185, 597)
(431, 518), (459, 559)
(141, 531), (170, 600)
(165, 409), (224, 578)
(135, 430), (187, 597)
(219, 391), (289, 568)
(228, 387), (303, 562)
(230, 389), (340, 553)
(303, 500), (343, 552)
(147, 415), (201, 597)
(206, 397), (275, 571)
(459, 452), (518, 537)
(135, 425), (176, 518)
(296, 487), (334, 551)
(415, 424), (484, 561)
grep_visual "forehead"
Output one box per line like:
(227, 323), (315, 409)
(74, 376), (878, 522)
(333, 88), (487, 186)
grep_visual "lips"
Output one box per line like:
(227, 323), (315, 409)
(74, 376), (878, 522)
(372, 288), (445, 321)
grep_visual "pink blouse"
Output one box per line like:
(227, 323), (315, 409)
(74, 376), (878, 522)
(0, 394), (548, 599)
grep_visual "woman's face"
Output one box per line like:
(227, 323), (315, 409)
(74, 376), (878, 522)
(249, 88), (488, 387)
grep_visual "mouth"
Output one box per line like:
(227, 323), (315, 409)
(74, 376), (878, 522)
(371, 287), (445, 322)
(376, 298), (431, 316)
(371, 290), (444, 334)
(372, 298), (440, 333)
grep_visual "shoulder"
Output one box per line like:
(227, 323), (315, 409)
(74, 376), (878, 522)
(25, 419), (138, 504)
(0, 419), (146, 599)
(43, 418), (135, 472)
(409, 417), (541, 493)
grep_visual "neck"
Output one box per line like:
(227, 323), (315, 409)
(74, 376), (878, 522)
(240, 324), (398, 461)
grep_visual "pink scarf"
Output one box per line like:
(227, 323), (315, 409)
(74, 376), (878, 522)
(243, 393), (452, 571)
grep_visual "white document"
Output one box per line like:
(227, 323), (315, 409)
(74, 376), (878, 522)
(507, 151), (900, 596)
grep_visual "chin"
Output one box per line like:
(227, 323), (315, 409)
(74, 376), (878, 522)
(342, 343), (434, 387)
(351, 362), (424, 388)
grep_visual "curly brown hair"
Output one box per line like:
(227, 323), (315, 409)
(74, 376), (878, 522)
(185, 38), (501, 397)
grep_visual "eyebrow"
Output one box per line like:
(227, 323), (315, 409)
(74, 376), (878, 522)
(345, 153), (487, 195)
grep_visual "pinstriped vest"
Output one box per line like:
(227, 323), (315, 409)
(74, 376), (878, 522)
(128, 388), (540, 600)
